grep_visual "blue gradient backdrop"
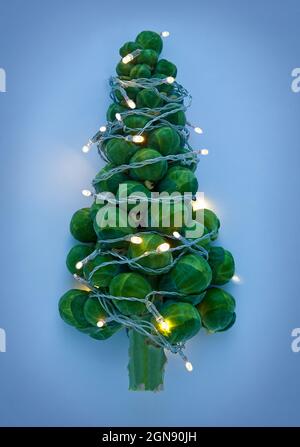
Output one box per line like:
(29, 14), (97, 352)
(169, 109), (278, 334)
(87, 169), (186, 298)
(0, 0), (300, 426)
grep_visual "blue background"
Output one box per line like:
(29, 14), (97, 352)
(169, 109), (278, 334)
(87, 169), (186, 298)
(0, 0), (300, 427)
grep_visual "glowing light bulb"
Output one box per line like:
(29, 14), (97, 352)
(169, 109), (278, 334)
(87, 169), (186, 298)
(82, 189), (92, 197)
(201, 149), (209, 155)
(127, 99), (136, 109)
(122, 54), (134, 64)
(194, 127), (203, 134)
(172, 231), (181, 239)
(132, 135), (144, 143)
(96, 319), (105, 328)
(158, 319), (170, 333)
(115, 113), (122, 121)
(192, 197), (206, 211)
(156, 243), (170, 253)
(99, 125), (107, 132)
(166, 76), (175, 84)
(232, 274), (241, 283)
(161, 31), (170, 38)
(75, 261), (83, 270)
(82, 144), (90, 153)
(130, 236), (143, 244)
(185, 361), (193, 372)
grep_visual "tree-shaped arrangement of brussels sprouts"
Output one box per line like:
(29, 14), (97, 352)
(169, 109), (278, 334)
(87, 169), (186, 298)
(59, 31), (236, 391)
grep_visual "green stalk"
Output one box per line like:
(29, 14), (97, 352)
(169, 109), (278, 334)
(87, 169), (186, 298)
(128, 329), (167, 391)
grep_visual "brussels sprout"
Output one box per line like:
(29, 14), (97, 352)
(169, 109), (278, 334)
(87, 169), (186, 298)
(136, 88), (163, 108)
(119, 41), (142, 57)
(105, 138), (138, 166)
(148, 126), (180, 156)
(59, 289), (90, 329)
(115, 85), (140, 104)
(160, 253), (212, 295)
(204, 209), (220, 241)
(137, 49), (158, 68)
(154, 73), (174, 94)
(123, 114), (150, 130)
(93, 162), (129, 194)
(116, 180), (150, 211)
(130, 64), (152, 79)
(83, 254), (121, 288)
(136, 30), (163, 54)
(93, 207), (134, 248)
(106, 103), (127, 122)
(165, 104), (186, 126)
(155, 301), (201, 344)
(156, 59), (177, 77)
(208, 247), (235, 285)
(197, 287), (236, 333)
(90, 200), (106, 221)
(83, 297), (122, 339)
(109, 272), (152, 315)
(116, 60), (134, 77)
(130, 148), (167, 182)
(128, 233), (173, 274)
(70, 208), (97, 243)
(182, 220), (211, 251)
(157, 166), (198, 195)
(66, 244), (95, 275)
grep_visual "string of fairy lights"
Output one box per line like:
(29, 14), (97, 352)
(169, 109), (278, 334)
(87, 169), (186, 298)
(75, 30), (240, 372)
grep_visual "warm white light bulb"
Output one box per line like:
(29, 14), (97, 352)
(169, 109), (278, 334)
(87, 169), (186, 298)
(82, 144), (90, 153)
(201, 149), (209, 155)
(185, 361), (193, 372)
(75, 261), (83, 270)
(172, 231), (181, 239)
(115, 112), (122, 121)
(130, 236), (143, 244)
(82, 189), (92, 197)
(96, 319), (105, 328)
(122, 54), (134, 64)
(232, 274), (241, 283)
(132, 135), (144, 143)
(127, 99), (136, 109)
(99, 125), (107, 132)
(156, 243), (170, 253)
(194, 127), (203, 134)
(158, 319), (170, 332)
(166, 76), (175, 84)
(161, 31), (170, 37)
(191, 197), (206, 211)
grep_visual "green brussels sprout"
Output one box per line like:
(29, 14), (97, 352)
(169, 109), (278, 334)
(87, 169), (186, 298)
(93, 162), (129, 194)
(165, 104), (186, 126)
(128, 233), (173, 274)
(93, 207), (134, 248)
(105, 138), (138, 166)
(116, 180), (150, 211)
(160, 253), (212, 295)
(197, 287), (236, 333)
(136, 88), (163, 108)
(66, 244), (95, 275)
(130, 64), (152, 79)
(136, 30), (163, 54)
(59, 289), (90, 329)
(157, 166), (198, 195)
(182, 220), (211, 251)
(90, 200), (106, 221)
(70, 208), (97, 243)
(208, 247), (235, 285)
(83, 297), (122, 339)
(156, 59), (177, 77)
(115, 85), (140, 104)
(123, 114), (150, 130)
(155, 301), (201, 344)
(204, 209), (220, 241)
(106, 103), (127, 122)
(130, 148), (167, 182)
(119, 41), (142, 57)
(148, 126), (180, 156)
(83, 254), (121, 288)
(153, 73), (174, 94)
(137, 49), (158, 68)
(116, 60), (134, 77)
(173, 147), (197, 172)
(109, 272), (152, 315)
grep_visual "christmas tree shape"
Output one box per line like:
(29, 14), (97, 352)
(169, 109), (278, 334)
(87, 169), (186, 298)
(59, 31), (236, 391)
